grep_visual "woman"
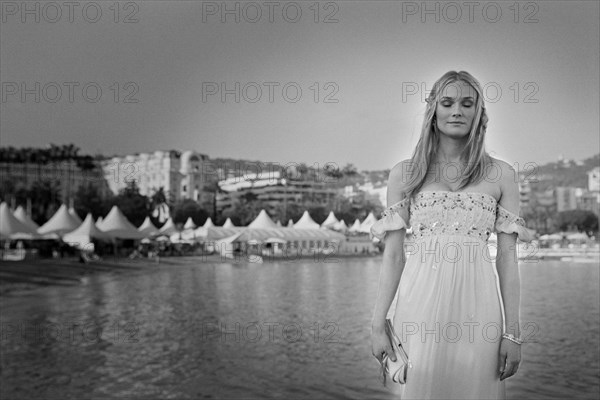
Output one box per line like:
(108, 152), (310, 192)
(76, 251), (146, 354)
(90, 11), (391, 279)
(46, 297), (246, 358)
(370, 71), (535, 399)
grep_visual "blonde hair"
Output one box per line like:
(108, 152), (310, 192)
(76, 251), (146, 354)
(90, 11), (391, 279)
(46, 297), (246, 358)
(404, 71), (492, 199)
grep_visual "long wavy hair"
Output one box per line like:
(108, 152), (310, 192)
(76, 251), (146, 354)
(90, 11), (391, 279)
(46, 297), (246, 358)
(404, 71), (492, 199)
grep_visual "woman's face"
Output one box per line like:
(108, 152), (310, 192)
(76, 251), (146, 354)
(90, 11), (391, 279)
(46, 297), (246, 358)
(434, 80), (478, 138)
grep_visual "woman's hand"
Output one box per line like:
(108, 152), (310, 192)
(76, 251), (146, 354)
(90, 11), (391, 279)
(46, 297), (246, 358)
(498, 339), (521, 381)
(371, 325), (396, 365)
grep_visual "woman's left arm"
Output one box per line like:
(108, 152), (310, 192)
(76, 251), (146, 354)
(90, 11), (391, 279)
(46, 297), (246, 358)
(495, 162), (522, 381)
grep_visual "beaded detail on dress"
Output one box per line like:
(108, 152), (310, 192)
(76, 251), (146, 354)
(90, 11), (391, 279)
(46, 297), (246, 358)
(370, 191), (535, 242)
(410, 191), (496, 240)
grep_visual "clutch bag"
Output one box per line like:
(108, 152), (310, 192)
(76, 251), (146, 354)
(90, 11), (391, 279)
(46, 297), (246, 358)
(380, 318), (412, 386)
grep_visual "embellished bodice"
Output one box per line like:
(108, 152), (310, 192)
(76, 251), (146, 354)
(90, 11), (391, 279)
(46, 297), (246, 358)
(370, 191), (535, 243)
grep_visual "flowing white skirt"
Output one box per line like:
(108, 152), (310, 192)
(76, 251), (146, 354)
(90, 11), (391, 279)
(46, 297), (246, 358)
(392, 235), (506, 400)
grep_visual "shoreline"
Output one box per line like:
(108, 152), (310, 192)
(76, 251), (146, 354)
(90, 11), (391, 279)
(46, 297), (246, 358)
(0, 253), (380, 295)
(2, 249), (598, 296)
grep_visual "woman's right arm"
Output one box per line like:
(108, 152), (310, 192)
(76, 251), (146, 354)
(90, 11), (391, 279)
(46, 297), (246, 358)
(370, 163), (409, 363)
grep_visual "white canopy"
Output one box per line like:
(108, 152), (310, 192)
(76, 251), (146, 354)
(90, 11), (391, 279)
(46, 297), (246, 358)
(348, 219), (362, 233)
(38, 204), (80, 236)
(287, 219), (294, 228)
(14, 206), (40, 231)
(0, 202), (39, 239)
(158, 217), (178, 236)
(138, 216), (159, 237)
(213, 231), (244, 259)
(63, 213), (110, 248)
(321, 211), (340, 229)
(359, 212), (378, 233)
(333, 219), (348, 232)
(294, 211), (320, 229)
(193, 226), (245, 241)
(202, 217), (215, 228)
(97, 206), (146, 239)
(183, 217), (197, 229)
(566, 232), (589, 241)
(223, 217), (236, 228)
(69, 207), (82, 225)
(231, 227), (346, 243)
(248, 210), (278, 229)
(540, 233), (562, 241)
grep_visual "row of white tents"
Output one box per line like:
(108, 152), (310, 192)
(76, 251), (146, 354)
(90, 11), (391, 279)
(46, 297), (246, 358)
(0, 202), (382, 247)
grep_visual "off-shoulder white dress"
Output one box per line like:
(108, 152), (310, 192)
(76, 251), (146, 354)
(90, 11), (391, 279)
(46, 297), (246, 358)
(370, 191), (534, 400)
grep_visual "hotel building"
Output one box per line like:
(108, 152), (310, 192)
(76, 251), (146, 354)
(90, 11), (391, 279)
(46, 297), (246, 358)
(101, 150), (209, 202)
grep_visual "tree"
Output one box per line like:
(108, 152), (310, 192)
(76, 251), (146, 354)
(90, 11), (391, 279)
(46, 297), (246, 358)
(323, 164), (343, 180)
(342, 163), (358, 177)
(556, 210), (599, 233)
(223, 192), (268, 226)
(172, 199), (209, 226)
(19, 180), (61, 224)
(112, 181), (150, 227)
(75, 183), (112, 220)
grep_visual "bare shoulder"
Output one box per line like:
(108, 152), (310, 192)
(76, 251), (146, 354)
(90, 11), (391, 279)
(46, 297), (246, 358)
(488, 156), (520, 209)
(386, 159), (412, 206)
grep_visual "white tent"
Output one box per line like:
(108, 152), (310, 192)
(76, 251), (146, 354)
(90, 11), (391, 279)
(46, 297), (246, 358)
(202, 217), (215, 228)
(63, 213), (110, 249)
(276, 220), (283, 227)
(540, 233), (562, 241)
(566, 232), (589, 241)
(223, 218), (236, 228)
(38, 204), (80, 236)
(14, 206), (40, 232)
(97, 206), (146, 239)
(287, 219), (294, 228)
(321, 211), (340, 229)
(230, 227), (346, 246)
(97, 216), (104, 226)
(348, 219), (362, 233)
(179, 218), (201, 240)
(0, 202), (39, 239)
(69, 207), (82, 225)
(158, 217), (178, 236)
(213, 231), (244, 259)
(138, 216), (159, 237)
(248, 210), (278, 229)
(359, 212), (378, 233)
(333, 219), (348, 232)
(294, 211), (320, 229)
(193, 226), (245, 241)
(183, 217), (197, 230)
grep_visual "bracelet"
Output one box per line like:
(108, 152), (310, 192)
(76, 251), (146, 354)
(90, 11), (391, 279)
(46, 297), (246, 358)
(502, 333), (523, 345)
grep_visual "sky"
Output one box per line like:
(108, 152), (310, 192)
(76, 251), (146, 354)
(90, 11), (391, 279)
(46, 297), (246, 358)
(1, 0), (599, 171)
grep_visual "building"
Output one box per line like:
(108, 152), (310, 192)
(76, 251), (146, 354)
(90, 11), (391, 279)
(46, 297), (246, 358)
(580, 166), (600, 217)
(556, 186), (578, 212)
(216, 170), (340, 219)
(357, 181), (387, 207)
(588, 166), (600, 192)
(101, 150), (209, 202)
(518, 173), (532, 209)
